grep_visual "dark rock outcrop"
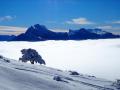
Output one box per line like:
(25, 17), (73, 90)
(0, 55), (10, 63)
(69, 71), (80, 75)
(53, 76), (62, 81)
(113, 79), (120, 89)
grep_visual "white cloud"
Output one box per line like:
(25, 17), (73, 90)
(0, 16), (14, 22)
(112, 21), (120, 24)
(66, 17), (94, 25)
(0, 26), (27, 35)
(97, 25), (120, 34)
(50, 28), (68, 32)
(97, 25), (113, 30)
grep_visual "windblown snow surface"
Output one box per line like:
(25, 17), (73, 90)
(0, 56), (117, 90)
(0, 39), (120, 81)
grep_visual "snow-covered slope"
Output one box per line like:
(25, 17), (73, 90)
(0, 56), (117, 90)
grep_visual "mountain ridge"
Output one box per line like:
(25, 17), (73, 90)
(13, 24), (119, 41)
(0, 24), (120, 41)
(0, 35), (15, 41)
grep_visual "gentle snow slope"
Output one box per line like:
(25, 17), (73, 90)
(0, 39), (120, 80)
(0, 56), (117, 90)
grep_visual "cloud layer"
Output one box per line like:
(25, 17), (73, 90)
(97, 25), (120, 34)
(0, 26), (27, 35)
(0, 16), (14, 22)
(112, 20), (120, 24)
(66, 17), (94, 25)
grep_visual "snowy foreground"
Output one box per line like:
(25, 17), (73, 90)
(0, 39), (120, 80)
(0, 56), (118, 90)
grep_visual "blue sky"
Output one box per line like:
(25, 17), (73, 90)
(0, 0), (120, 35)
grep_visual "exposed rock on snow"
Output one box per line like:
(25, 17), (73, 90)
(113, 79), (120, 89)
(53, 76), (62, 81)
(0, 55), (10, 63)
(69, 71), (80, 75)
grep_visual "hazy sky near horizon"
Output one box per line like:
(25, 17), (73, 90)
(0, 0), (120, 35)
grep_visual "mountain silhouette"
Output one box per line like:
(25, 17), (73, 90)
(13, 24), (68, 41)
(0, 35), (15, 41)
(2, 24), (120, 41)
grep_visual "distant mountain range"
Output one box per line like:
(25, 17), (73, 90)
(0, 24), (120, 41)
(0, 35), (15, 41)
